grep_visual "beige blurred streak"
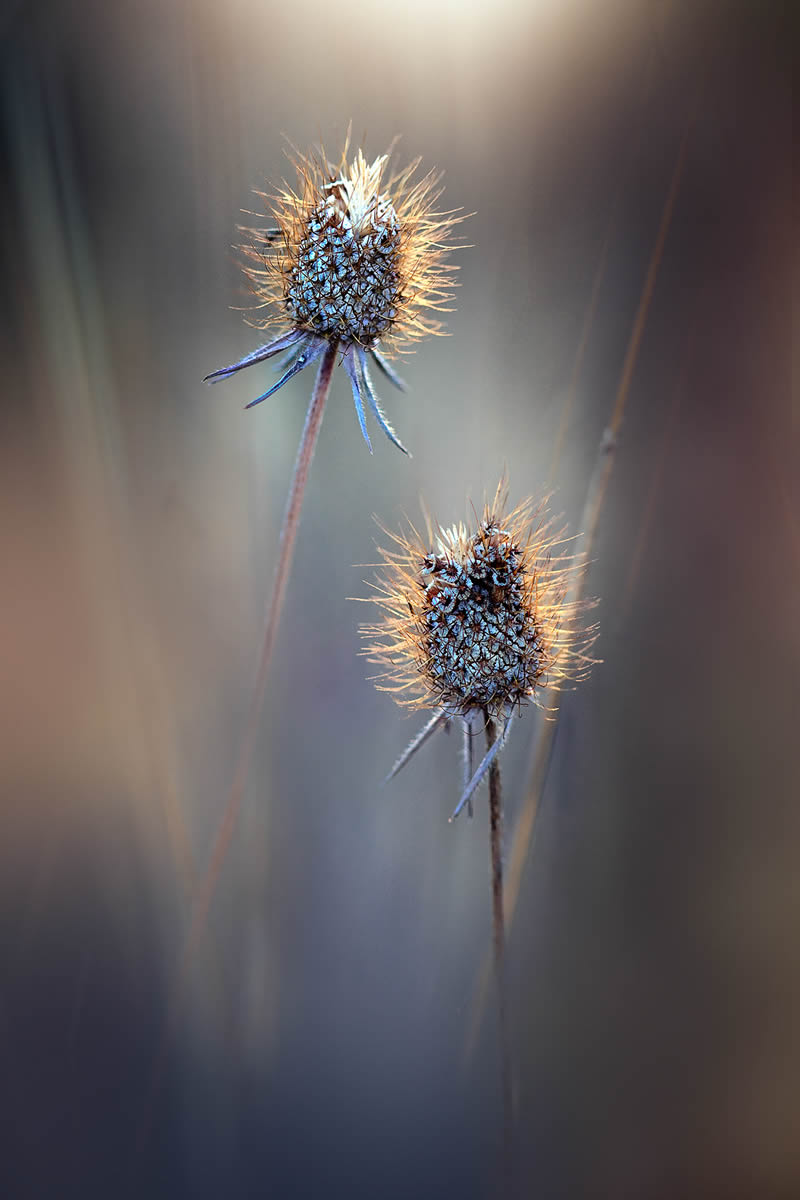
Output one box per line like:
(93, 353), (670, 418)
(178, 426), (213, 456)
(1, 72), (189, 898)
(1, 48), (277, 1059)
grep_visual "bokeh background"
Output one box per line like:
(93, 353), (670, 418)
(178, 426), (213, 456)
(0, 1), (795, 1196)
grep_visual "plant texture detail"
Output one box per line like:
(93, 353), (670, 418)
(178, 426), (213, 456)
(204, 139), (461, 454)
(285, 158), (402, 343)
(363, 484), (594, 817)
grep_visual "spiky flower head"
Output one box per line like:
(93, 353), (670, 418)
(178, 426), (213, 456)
(365, 483), (591, 718)
(362, 483), (595, 816)
(205, 135), (463, 454)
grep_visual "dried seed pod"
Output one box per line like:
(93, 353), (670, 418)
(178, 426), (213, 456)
(362, 481), (596, 816)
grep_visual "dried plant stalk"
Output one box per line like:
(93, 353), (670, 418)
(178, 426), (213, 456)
(464, 118), (693, 1062)
(485, 711), (513, 1161)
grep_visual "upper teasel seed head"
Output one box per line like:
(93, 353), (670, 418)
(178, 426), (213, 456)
(239, 139), (463, 354)
(285, 156), (402, 344)
(363, 482), (595, 720)
(204, 134), (465, 455)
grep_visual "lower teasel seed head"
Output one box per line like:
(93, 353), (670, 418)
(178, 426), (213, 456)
(363, 482), (595, 721)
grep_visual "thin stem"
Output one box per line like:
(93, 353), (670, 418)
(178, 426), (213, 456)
(546, 40), (657, 490)
(464, 116), (693, 1065)
(136, 339), (338, 1151)
(619, 314), (697, 623)
(198, 338), (337, 942)
(462, 714), (475, 819)
(485, 708), (513, 1175)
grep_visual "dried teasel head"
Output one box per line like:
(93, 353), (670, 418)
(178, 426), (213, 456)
(204, 134), (464, 454)
(362, 481), (596, 816)
(248, 142), (459, 352)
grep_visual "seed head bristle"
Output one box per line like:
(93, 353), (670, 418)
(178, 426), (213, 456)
(363, 483), (595, 720)
(239, 142), (463, 354)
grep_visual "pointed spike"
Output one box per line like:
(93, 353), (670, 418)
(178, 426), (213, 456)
(341, 347), (373, 453)
(450, 712), (514, 821)
(244, 341), (325, 408)
(275, 338), (311, 372)
(357, 349), (410, 456)
(204, 329), (305, 383)
(384, 710), (448, 784)
(370, 346), (408, 392)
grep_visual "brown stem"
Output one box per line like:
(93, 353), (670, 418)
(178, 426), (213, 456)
(188, 338), (338, 941)
(484, 708), (513, 1175)
(465, 116), (693, 1067)
(137, 339), (339, 1150)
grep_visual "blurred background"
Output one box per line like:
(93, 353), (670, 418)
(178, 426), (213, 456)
(0, 1), (795, 1196)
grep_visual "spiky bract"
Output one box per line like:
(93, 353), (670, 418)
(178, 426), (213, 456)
(363, 483), (593, 721)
